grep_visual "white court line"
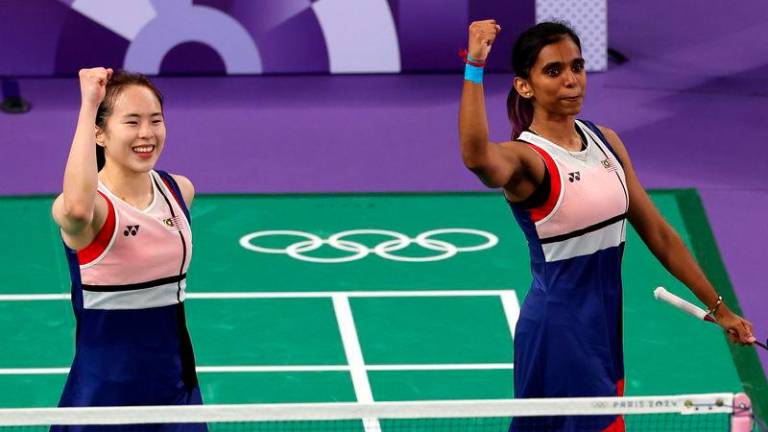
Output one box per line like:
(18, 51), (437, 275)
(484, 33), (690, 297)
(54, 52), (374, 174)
(366, 363), (514, 371)
(0, 294), (70, 301)
(0, 366), (347, 375)
(0, 363), (514, 375)
(332, 294), (380, 432)
(500, 292), (521, 339)
(199, 366), (348, 373)
(0, 290), (518, 301)
(0, 368), (70, 375)
(332, 295), (374, 402)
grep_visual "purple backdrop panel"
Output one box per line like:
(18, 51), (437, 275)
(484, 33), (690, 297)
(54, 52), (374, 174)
(0, 1), (71, 74)
(394, 0), (469, 71)
(468, 1), (533, 72)
(53, 9), (130, 75)
(0, 0), (531, 76)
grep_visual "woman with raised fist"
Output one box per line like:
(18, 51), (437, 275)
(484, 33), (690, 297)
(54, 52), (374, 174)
(458, 20), (754, 432)
(51, 68), (205, 431)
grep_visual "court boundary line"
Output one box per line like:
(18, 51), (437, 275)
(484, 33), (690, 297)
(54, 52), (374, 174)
(332, 294), (379, 432)
(0, 290), (521, 301)
(675, 189), (768, 423)
(0, 364), (516, 375)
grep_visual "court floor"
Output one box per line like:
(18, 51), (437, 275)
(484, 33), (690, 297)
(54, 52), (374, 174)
(0, 190), (762, 412)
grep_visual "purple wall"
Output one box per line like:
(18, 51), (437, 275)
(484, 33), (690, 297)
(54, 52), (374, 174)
(0, 0), (532, 76)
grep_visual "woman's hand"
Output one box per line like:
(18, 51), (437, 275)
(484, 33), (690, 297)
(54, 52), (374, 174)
(78, 67), (113, 108)
(716, 305), (756, 345)
(467, 20), (501, 62)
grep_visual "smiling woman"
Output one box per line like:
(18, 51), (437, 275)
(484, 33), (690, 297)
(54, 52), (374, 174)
(49, 69), (205, 431)
(94, 72), (166, 172)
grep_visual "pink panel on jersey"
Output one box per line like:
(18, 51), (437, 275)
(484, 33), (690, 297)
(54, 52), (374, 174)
(519, 122), (628, 241)
(78, 171), (192, 286)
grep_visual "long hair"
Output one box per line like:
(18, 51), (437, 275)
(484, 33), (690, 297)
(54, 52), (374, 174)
(94, 71), (164, 170)
(507, 22), (581, 139)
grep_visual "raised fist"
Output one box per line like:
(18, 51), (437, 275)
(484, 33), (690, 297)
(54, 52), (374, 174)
(467, 20), (502, 62)
(78, 67), (113, 107)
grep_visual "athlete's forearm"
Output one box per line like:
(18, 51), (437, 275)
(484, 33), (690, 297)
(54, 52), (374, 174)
(646, 223), (720, 310)
(61, 104), (100, 222)
(459, 81), (493, 168)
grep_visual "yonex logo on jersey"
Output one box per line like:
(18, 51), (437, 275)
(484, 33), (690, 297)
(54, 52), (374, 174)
(123, 225), (140, 236)
(568, 171), (581, 182)
(163, 218), (174, 227)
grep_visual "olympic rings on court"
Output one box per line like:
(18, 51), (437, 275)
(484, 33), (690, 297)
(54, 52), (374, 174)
(238, 229), (499, 263)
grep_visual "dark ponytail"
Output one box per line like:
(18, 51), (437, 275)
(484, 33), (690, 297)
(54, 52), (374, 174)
(96, 145), (106, 170)
(94, 70), (164, 171)
(507, 22), (581, 139)
(507, 89), (534, 140)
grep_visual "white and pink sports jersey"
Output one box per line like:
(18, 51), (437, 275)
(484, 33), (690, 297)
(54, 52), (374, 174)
(516, 119), (629, 262)
(76, 170), (192, 310)
(510, 121), (630, 430)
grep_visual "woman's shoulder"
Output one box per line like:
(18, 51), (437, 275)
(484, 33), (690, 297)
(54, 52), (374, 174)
(582, 122), (631, 165)
(156, 171), (195, 208)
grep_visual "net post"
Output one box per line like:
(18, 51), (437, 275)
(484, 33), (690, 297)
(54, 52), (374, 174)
(731, 392), (753, 432)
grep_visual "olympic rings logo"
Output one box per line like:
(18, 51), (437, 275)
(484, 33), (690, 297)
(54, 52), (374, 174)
(238, 229), (498, 263)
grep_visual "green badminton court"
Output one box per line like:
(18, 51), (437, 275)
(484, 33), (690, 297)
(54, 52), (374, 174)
(0, 190), (764, 415)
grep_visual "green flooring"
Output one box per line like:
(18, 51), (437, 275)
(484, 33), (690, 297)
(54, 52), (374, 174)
(0, 191), (761, 413)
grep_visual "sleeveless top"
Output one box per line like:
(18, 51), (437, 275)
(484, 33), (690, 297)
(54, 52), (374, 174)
(509, 120), (629, 432)
(58, 170), (201, 409)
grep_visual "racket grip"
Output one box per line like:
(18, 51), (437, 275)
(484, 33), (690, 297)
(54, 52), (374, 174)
(654, 286), (711, 321)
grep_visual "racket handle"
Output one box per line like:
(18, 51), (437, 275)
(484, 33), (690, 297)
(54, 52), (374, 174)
(654, 286), (711, 321)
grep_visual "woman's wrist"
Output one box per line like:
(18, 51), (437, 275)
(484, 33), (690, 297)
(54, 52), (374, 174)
(79, 103), (99, 116)
(460, 49), (486, 84)
(460, 49), (487, 67)
(712, 300), (731, 321)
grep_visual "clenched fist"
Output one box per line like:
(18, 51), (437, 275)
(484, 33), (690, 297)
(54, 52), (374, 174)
(78, 67), (113, 108)
(467, 20), (502, 62)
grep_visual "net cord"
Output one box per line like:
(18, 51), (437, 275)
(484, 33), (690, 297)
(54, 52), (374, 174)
(0, 393), (736, 426)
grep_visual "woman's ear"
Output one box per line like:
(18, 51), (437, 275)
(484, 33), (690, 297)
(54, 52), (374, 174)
(514, 77), (533, 99)
(95, 126), (105, 147)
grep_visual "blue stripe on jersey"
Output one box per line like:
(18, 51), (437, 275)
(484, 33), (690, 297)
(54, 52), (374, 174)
(509, 203), (545, 264)
(156, 170), (191, 225)
(580, 119), (624, 168)
(63, 243), (83, 311)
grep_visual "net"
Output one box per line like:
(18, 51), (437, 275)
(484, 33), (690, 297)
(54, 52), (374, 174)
(0, 393), (757, 432)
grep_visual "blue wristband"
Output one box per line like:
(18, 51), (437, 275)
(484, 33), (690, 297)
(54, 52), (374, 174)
(464, 63), (484, 84)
